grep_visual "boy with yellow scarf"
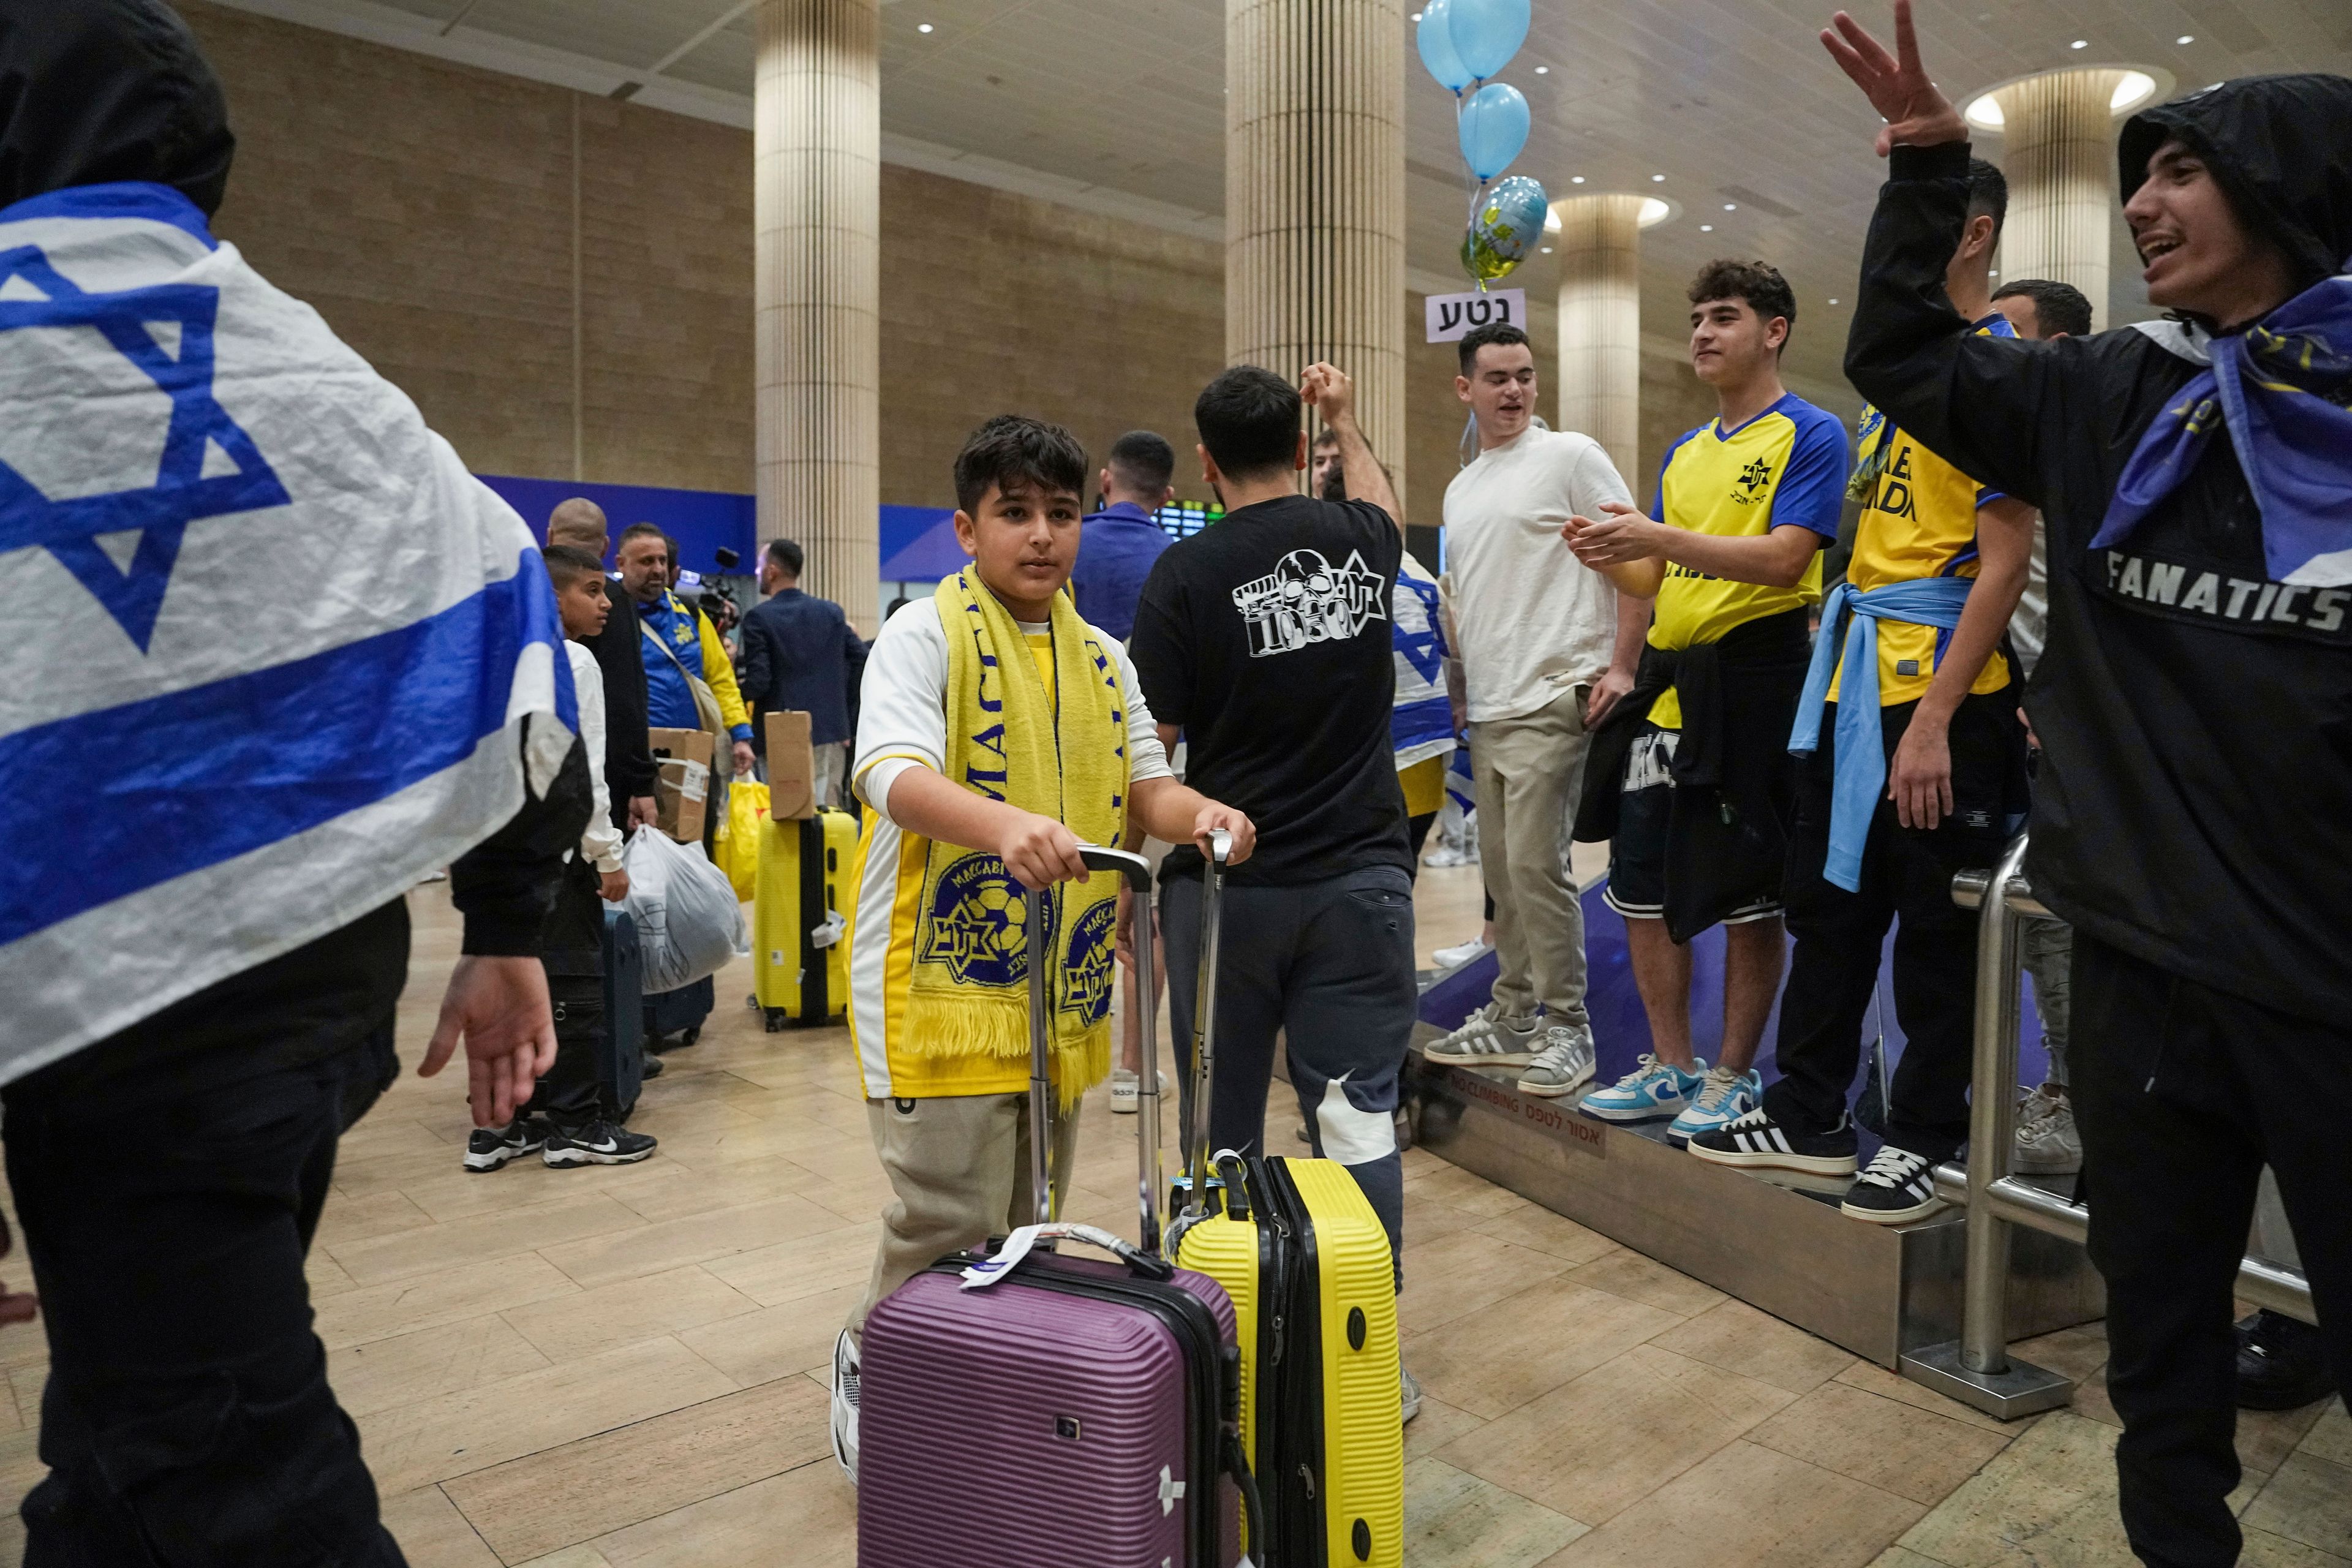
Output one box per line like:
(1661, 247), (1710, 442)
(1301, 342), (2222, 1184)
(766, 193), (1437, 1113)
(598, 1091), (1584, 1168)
(829, 415), (1257, 1482)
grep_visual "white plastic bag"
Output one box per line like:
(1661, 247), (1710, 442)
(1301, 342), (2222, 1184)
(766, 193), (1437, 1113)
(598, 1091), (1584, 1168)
(620, 827), (748, 994)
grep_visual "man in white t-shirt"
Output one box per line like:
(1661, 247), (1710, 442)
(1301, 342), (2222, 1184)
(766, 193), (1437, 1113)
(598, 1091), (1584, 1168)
(1423, 322), (1644, 1098)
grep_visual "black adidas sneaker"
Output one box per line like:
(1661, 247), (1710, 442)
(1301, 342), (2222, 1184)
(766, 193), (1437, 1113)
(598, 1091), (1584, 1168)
(1687, 1106), (1859, 1177)
(1840, 1145), (1947, 1226)
(543, 1120), (658, 1167)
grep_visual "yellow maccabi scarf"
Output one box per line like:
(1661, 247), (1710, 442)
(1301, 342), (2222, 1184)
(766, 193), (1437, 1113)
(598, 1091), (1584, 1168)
(900, 570), (1129, 1106)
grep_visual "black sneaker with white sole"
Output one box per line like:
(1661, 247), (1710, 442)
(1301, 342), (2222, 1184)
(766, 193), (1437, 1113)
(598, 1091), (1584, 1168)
(1840, 1145), (1948, 1225)
(1687, 1106), (1859, 1177)
(463, 1117), (547, 1172)
(543, 1120), (658, 1167)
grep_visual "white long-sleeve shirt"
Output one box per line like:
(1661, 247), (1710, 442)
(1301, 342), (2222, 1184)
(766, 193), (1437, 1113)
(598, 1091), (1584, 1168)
(565, 641), (625, 875)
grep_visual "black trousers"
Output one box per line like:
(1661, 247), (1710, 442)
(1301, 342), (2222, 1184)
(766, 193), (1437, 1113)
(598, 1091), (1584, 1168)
(1762, 693), (2015, 1161)
(3, 1025), (404, 1566)
(1161, 864), (1417, 1284)
(2071, 932), (2350, 1567)
(535, 861), (609, 1129)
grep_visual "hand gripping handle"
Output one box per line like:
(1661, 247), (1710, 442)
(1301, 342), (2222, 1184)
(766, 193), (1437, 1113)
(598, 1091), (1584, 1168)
(1024, 847), (1159, 1247)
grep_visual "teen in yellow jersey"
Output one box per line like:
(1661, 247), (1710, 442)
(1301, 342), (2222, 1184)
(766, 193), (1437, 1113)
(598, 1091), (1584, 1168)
(1565, 260), (1845, 1145)
(1690, 159), (2034, 1226)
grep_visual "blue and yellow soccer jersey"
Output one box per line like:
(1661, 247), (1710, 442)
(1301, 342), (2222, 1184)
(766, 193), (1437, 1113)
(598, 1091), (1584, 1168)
(1648, 393), (1847, 729)
(1833, 312), (2019, 706)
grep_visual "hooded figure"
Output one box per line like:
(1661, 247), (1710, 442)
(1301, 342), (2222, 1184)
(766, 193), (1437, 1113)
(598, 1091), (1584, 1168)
(0, 4), (587, 1562)
(1841, 72), (2351, 1568)
(0, 0), (235, 214)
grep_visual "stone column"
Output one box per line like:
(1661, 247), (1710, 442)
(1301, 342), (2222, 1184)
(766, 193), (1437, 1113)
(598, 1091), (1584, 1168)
(1991, 69), (2127, 333)
(1226, 0), (1408, 508)
(755, 0), (880, 633)
(1553, 194), (1645, 488)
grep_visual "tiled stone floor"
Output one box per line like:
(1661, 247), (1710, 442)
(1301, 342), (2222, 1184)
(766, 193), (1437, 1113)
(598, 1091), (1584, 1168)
(0, 861), (2340, 1565)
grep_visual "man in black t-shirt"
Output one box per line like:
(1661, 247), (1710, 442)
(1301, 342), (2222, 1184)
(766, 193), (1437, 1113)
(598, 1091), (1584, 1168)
(1130, 364), (1418, 1414)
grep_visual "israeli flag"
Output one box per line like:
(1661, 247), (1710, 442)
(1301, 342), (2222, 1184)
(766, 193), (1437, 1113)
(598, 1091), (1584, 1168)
(1390, 551), (1455, 769)
(0, 183), (575, 1082)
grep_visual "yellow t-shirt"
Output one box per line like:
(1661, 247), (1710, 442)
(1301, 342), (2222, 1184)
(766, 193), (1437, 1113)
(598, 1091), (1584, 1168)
(1833, 313), (2018, 706)
(1398, 753), (1447, 817)
(1648, 393), (1849, 729)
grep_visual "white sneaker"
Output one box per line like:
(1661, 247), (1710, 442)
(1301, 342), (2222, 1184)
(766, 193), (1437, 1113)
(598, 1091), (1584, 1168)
(1401, 1365), (1423, 1424)
(1431, 937), (1494, 970)
(831, 1329), (861, 1483)
(1666, 1065), (1763, 1143)
(1423, 1003), (1543, 1067)
(1108, 1068), (1169, 1115)
(2013, 1084), (2082, 1175)
(1516, 1024), (1597, 1098)
(1423, 843), (1476, 868)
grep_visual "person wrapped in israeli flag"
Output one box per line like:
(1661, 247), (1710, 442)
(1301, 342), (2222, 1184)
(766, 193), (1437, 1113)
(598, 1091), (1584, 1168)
(0, 2), (592, 1561)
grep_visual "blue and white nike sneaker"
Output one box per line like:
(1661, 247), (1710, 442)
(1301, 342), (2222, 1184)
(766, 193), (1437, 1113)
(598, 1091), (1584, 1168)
(1667, 1064), (1763, 1143)
(1576, 1054), (1705, 1121)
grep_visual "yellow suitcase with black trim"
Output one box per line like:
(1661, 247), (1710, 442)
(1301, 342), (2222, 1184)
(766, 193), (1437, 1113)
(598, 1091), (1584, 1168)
(752, 807), (857, 1028)
(1166, 834), (1404, 1567)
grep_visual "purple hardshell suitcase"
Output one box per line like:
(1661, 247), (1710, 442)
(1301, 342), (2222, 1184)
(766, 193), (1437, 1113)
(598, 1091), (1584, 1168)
(856, 844), (1256, 1567)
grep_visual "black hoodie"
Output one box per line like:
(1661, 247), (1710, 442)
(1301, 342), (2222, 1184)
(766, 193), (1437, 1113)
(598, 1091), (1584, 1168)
(1844, 77), (2352, 1025)
(0, 0), (235, 214)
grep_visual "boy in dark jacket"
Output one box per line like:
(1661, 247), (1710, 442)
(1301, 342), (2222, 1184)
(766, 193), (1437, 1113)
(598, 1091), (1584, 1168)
(1825, 9), (2349, 1561)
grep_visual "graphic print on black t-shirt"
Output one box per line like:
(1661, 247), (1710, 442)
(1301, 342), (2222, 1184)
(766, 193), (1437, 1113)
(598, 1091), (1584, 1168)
(1129, 494), (1411, 886)
(1234, 547), (1389, 657)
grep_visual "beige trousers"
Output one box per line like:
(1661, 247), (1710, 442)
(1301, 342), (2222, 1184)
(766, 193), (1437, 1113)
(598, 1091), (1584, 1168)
(848, 1090), (1082, 1338)
(1469, 684), (1594, 1028)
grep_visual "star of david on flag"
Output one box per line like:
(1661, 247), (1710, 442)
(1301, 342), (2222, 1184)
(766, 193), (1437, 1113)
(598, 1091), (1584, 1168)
(0, 243), (287, 650)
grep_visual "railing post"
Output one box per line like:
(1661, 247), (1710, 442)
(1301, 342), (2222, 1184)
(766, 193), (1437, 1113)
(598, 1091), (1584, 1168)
(1898, 833), (2075, 1419)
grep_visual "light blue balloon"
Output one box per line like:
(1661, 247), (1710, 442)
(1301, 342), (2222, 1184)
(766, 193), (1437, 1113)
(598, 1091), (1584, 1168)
(1447, 0), (1530, 80)
(1416, 0), (1474, 92)
(1458, 81), (1529, 181)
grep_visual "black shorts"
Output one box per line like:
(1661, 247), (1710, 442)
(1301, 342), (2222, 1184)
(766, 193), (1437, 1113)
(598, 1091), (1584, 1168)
(1602, 723), (1784, 925)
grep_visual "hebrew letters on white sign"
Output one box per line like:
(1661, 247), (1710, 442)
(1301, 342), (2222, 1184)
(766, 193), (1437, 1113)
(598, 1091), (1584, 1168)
(1425, 288), (1527, 344)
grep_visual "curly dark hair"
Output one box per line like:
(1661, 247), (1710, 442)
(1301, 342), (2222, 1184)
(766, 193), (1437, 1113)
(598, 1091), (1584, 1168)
(1687, 258), (1798, 347)
(952, 415), (1088, 515)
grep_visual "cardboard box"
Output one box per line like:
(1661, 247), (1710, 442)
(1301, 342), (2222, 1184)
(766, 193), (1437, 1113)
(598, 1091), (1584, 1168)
(764, 710), (816, 820)
(649, 726), (714, 842)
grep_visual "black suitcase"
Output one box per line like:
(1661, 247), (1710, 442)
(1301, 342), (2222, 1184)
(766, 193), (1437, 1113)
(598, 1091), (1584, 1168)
(600, 910), (646, 1118)
(644, 973), (714, 1051)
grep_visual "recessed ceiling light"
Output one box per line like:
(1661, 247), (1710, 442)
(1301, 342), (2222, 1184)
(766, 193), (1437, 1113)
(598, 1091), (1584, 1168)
(1637, 198), (1670, 226)
(1700, 224), (1713, 232)
(2111, 71), (2155, 111)
(2176, 34), (2194, 44)
(1409, 10), (1422, 19)
(2070, 38), (2087, 48)
(918, 21), (933, 31)
(1570, 175), (1586, 184)
(1534, 65), (1548, 74)
(1828, 298), (1841, 305)
(1651, 173), (1666, 183)
(1539, 245), (1554, 253)
(1722, 203), (1736, 211)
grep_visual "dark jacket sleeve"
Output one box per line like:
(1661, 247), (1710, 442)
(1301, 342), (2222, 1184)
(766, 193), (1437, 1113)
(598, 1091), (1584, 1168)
(842, 618), (869, 750)
(450, 733), (594, 957)
(741, 603), (775, 717)
(587, 605), (657, 801)
(1845, 141), (2094, 510)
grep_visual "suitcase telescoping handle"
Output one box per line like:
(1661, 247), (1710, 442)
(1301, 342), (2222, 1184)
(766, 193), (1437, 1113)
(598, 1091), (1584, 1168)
(1170, 829), (1232, 1248)
(1024, 845), (1162, 1251)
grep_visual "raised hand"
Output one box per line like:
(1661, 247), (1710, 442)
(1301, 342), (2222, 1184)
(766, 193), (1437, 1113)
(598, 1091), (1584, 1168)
(1821, 1), (1966, 156)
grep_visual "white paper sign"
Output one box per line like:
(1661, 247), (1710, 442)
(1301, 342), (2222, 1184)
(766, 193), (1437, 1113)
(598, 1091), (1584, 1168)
(1425, 288), (1527, 343)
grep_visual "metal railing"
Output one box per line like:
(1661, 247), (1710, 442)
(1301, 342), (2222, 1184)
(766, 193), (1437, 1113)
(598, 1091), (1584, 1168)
(1899, 833), (2318, 1419)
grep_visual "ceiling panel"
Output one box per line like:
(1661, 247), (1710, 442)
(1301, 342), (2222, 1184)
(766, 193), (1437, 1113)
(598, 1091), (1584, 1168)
(229, 0), (2352, 390)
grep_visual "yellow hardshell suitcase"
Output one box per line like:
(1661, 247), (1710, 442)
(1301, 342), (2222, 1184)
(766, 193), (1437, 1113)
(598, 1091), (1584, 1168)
(752, 807), (856, 1028)
(1167, 834), (1404, 1568)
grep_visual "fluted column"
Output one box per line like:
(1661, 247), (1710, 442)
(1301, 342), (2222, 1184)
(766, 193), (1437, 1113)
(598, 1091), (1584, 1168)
(1554, 194), (1644, 487)
(1226, 0), (1407, 509)
(1992, 69), (2126, 333)
(755, 0), (880, 634)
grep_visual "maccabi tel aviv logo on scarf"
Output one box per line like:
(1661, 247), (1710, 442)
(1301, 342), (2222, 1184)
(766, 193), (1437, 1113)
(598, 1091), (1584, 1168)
(915, 852), (1117, 1027)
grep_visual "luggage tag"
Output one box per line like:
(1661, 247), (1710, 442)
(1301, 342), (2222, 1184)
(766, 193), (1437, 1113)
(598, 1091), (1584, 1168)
(959, 1224), (1049, 1288)
(809, 910), (846, 949)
